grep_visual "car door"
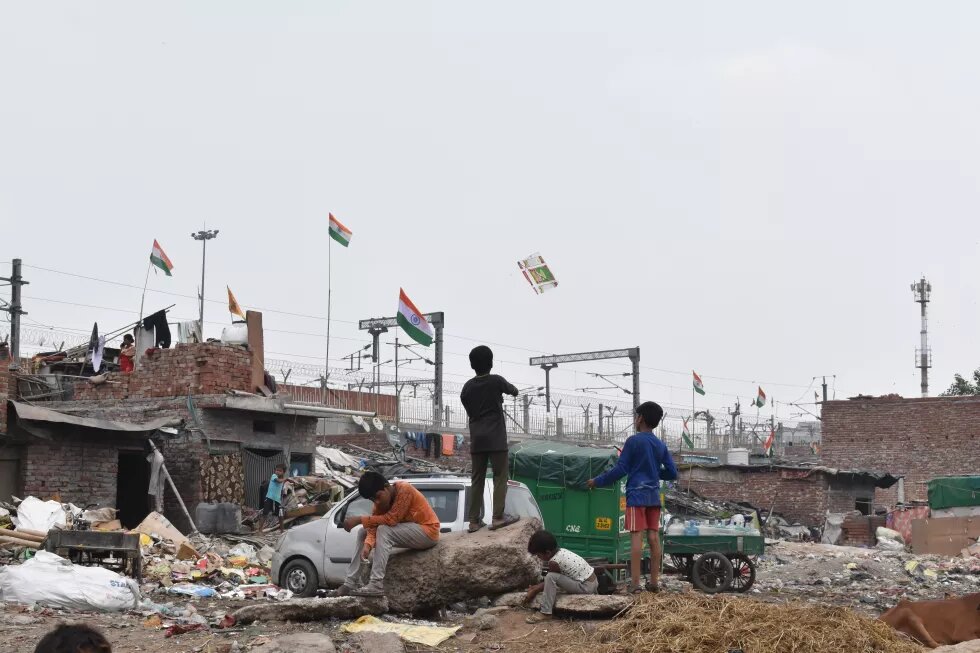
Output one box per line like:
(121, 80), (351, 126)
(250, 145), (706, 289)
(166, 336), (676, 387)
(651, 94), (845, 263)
(321, 493), (375, 585)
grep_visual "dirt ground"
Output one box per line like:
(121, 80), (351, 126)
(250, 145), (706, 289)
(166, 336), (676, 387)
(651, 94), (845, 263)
(5, 539), (980, 653)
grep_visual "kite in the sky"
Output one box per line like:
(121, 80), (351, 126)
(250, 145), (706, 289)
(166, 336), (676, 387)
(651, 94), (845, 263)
(518, 253), (558, 294)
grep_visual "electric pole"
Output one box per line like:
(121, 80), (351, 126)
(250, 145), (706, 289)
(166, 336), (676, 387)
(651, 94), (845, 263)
(911, 277), (932, 397)
(0, 259), (28, 363)
(191, 229), (219, 332)
(822, 376), (828, 403)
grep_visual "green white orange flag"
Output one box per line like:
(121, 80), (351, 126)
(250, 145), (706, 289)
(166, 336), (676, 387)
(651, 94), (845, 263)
(682, 418), (694, 449)
(150, 240), (174, 276)
(764, 429), (775, 456)
(397, 288), (433, 347)
(227, 286), (246, 320)
(328, 213), (352, 247)
(753, 386), (767, 408)
(693, 371), (705, 396)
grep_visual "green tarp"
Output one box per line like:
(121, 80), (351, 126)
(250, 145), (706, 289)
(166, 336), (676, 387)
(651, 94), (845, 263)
(509, 440), (619, 489)
(927, 476), (980, 511)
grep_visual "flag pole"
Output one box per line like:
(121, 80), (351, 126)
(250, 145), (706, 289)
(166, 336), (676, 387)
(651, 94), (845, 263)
(138, 258), (152, 329)
(323, 234), (332, 405)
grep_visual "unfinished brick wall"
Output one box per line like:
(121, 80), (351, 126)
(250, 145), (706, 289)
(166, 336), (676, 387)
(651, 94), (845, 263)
(676, 466), (880, 528)
(72, 344), (253, 401)
(821, 395), (980, 507)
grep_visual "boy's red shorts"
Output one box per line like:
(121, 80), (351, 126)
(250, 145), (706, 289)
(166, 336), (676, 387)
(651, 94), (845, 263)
(625, 506), (662, 532)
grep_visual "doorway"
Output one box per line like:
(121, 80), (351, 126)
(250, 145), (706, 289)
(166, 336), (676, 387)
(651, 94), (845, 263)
(116, 451), (151, 528)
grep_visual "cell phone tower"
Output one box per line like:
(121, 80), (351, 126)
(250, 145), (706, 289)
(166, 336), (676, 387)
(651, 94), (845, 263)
(911, 277), (932, 397)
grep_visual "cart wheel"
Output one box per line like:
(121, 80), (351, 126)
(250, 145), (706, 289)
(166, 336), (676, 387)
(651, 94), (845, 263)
(691, 552), (734, 594)
(727, 553), (755, 593)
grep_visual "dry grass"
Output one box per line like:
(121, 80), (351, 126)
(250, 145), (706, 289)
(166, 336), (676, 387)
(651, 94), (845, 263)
(513, 593), (925, 653)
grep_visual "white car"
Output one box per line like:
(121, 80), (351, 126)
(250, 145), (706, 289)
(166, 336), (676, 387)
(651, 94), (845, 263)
(271, 474), (542, 597)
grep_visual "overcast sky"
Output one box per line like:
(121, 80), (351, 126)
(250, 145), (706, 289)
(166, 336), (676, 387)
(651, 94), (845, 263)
(3, 2), (979, 423)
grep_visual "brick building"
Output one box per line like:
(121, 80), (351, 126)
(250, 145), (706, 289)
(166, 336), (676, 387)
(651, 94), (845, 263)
(0, 332), (379, 533)
(821, 395), (980, 508)
(677, 464), (898, 529)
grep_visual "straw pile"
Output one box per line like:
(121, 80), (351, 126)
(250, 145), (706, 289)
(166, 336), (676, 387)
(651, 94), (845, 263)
(548, 593), (924, 653)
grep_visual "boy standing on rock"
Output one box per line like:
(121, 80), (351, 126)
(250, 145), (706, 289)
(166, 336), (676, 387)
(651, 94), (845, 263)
(461, 345), (520, 533)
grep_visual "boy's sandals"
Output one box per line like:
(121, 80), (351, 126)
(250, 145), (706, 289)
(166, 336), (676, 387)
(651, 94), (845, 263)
(525, 613), (553, 624)
(467, 522), (486, 534)
(489, 514), (520, 531)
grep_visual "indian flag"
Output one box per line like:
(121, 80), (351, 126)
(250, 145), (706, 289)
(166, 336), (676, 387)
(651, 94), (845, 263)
(682, 418), (694, 449)
(764, 429), (775, 456)
(693, 370), (705, 396)
(754, 386), (767, 408)
(150, 240), (174, 276)
(328, 213), (352, 247)
(397, 288), (433, 347)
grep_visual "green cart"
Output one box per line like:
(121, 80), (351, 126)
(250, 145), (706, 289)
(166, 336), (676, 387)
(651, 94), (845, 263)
(660, 531), (764, 593)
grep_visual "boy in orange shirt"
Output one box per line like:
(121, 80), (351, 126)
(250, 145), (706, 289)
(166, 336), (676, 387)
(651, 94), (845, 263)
(334, 471), (440, 597)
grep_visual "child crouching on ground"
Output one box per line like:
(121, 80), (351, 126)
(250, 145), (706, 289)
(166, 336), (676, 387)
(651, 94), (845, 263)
(523, 529), (598, 623)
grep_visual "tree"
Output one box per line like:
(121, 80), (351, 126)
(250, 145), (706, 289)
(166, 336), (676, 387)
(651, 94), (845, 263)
(940, 368), (980, 396)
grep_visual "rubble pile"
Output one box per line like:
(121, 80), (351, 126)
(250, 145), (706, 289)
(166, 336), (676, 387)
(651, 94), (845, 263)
(748, 540), (980, 613)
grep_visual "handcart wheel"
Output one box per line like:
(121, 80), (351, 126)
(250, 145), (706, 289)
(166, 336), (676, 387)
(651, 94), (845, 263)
(726, 553), (756, 593)
(691, 552), (734, 594)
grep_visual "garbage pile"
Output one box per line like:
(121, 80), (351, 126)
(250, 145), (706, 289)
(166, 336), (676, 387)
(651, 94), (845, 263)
(747, 539), (980, 614)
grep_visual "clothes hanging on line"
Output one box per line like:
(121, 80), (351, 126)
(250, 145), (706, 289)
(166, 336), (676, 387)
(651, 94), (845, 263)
(454, 434), (465, 450)
(142, 310), (172, 348)
(441, 434), (455, 456)
(425, 433), (443, 458)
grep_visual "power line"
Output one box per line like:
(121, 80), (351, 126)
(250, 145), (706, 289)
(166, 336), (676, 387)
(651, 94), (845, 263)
(21, 263), (818, 391)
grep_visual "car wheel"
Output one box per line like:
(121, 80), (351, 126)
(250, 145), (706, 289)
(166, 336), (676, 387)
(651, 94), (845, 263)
(281, 558), (318, 598)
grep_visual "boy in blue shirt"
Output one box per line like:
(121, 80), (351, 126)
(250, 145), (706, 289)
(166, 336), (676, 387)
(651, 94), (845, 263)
(262, 464), (291, 532)
(587, 401), (677, 593)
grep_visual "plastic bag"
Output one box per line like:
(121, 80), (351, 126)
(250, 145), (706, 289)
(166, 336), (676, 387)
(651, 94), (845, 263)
(13, 497), (68, 532)
(228, 543), (257, 563)
(168, 583), (217, 598)
(0, 551), (140, 611)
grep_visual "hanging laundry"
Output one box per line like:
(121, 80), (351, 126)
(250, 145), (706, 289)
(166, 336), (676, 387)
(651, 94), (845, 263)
(454, 434), (465, 450)
(177, 320), (203, 344)
(441, 434), (455, 456)
(142, 310), (172, 348)
(91, 336), (106, 374)
(426, 433), (442, 458)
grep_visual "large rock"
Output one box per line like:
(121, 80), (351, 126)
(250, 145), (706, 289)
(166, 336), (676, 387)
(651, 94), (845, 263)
(383, 518), (542, 614)
(231, 596), (387, 624)
(494, 591), (634, 618)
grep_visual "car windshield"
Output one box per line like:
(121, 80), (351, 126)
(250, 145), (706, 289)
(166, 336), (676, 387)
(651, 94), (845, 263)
(506, 486), (542, 520)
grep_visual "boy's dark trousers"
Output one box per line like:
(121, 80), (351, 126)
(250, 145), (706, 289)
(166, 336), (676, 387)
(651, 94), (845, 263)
(468, 450), (509, 522)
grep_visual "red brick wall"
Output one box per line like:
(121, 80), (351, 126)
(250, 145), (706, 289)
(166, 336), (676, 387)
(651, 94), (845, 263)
(676, 466), (879, 528)
(22, 438), (141, 506)
(72, 344), (253, 401)
(280, 383), (397, 419)
(821, 396), (980, 507)
(323, 431), (470, 470)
